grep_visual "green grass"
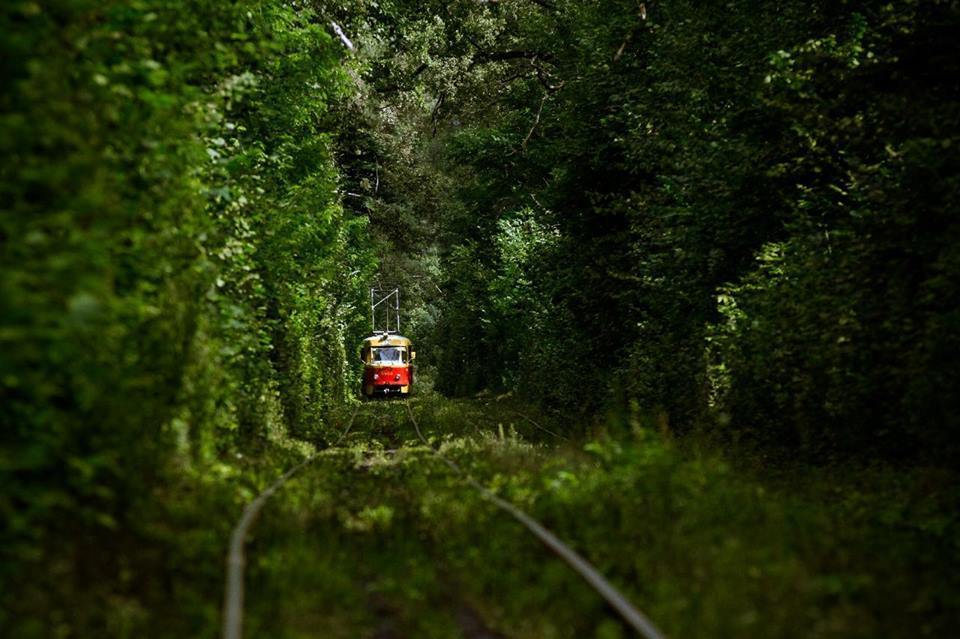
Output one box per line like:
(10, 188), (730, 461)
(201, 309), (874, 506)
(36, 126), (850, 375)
(237, 395), (960, 638)
(12, 394), (956, 638)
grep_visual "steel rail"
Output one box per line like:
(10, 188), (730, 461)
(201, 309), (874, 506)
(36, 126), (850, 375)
(478, 408), (568, 441)
(403, 402), (666, 639)
(221, 408), (359, 639)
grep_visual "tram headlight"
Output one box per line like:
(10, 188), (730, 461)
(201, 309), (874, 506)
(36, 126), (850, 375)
(373, 373), (379, 380)
(394, 373), (401, 381)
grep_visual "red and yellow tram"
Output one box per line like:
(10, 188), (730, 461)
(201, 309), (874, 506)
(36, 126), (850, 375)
(360, 332), (415, 398)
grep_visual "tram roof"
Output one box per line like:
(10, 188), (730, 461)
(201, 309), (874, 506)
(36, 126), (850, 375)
(362, 332), (412, 347)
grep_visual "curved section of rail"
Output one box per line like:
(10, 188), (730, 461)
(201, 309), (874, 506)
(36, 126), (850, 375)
(221, 409), (358, 639)
(403, 402), (666, 639)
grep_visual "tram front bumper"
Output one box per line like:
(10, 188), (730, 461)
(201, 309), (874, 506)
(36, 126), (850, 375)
(365, 384), (410, 397)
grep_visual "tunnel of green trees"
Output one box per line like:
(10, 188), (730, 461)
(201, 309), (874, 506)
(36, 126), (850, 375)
(2, 1), (958, 637)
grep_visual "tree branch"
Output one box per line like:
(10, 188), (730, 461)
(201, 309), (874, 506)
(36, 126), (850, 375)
(330, 22), (354, 51)
(430, 92), (446, 136)
(378, 62), (429, 94)
(532, 59), (564, 92)
(470, 49), (550, 69)
(520, 92), (548, 153)
(614, 3), (648, 62)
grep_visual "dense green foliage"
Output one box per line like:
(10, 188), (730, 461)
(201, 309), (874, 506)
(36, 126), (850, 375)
(1, 0), (371, 633)
(2, 0), (959, 636)
(240, 398), (960, 638)
(343, 0), (959, 462)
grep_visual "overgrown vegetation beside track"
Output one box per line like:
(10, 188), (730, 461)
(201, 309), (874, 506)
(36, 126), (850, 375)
(0, 1), (371, 633)
(11, 393), (952, 637)
(243, 398), (960, 639)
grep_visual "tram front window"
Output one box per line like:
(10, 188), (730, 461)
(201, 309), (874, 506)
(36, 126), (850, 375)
(372, 347), (406, 364)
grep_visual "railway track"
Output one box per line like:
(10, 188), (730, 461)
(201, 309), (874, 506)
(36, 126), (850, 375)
(221, 406), (360, 639)
(221, 399), (666, 639)
(403, 401), (665, 639)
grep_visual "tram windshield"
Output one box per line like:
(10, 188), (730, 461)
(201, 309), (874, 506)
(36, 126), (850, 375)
(372, 346), (407, 364)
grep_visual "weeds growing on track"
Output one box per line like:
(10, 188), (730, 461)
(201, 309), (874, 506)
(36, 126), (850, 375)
(27, 393), (954, 637)
(233, 394), (959, 639)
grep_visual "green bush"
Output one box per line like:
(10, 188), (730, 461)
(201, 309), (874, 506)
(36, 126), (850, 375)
(0, 1), (371, 633)
(708, 2), (960, 461)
